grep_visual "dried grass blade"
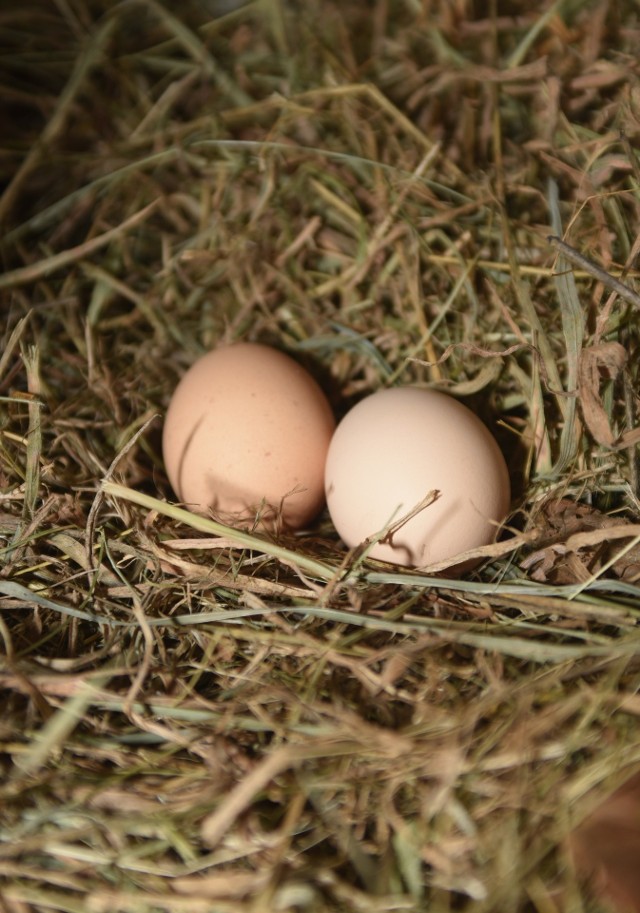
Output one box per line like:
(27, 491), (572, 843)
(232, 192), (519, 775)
(101, 481), (336, 581)
(17, 674), (111, 775)
(0, 580), (129, 626)
(0, 201), (159, 290)
(2, 150), (179, 246)
(548, 178), (584, 474)
(20, 346), (43, 521)
(549, 235), (640, 311)
(201, 739), (384, 847)
(0, 18), (116, 222)
(128, 0), (251, 105)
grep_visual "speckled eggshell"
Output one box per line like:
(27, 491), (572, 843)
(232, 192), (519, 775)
(162, 343), (336, 530)
(324, 387), (510, 568)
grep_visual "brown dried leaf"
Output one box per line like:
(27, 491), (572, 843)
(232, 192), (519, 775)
(578, 342), (627, 447)
(616, 425), (640, 451)
(521, 498), (640, 584)
(568, 772), (640, 913)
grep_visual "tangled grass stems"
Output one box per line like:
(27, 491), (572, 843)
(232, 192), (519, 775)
(2, 2), (640, 911)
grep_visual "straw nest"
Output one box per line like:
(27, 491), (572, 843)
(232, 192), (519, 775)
(1, 2), (640, 911)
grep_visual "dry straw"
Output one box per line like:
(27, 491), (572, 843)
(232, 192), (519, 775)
(1, 2), (640, 912)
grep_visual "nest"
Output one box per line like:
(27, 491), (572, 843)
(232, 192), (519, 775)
(1, 2), (640, 910)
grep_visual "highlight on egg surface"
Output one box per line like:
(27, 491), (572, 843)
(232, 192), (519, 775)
(324, 386), (510, 569)
(162, 342), (336, 531)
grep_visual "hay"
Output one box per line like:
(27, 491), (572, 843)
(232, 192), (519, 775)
(2, 1), (640, 910)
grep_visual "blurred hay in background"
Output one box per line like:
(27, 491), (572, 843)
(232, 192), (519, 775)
(1, 1), (640, 910)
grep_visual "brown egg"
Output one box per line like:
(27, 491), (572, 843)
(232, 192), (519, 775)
(324, 387), (510, 568)
(162, 343), (335, 530)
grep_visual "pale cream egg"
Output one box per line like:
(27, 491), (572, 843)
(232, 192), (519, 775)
(324, 387), (510, 568)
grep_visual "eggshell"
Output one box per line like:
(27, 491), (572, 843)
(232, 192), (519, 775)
(324, 387), (510, 568)
(162, 343), (335, 530)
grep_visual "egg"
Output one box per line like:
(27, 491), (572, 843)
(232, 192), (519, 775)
(162, 342), (336, 530)
(324, 387), (510, 568)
